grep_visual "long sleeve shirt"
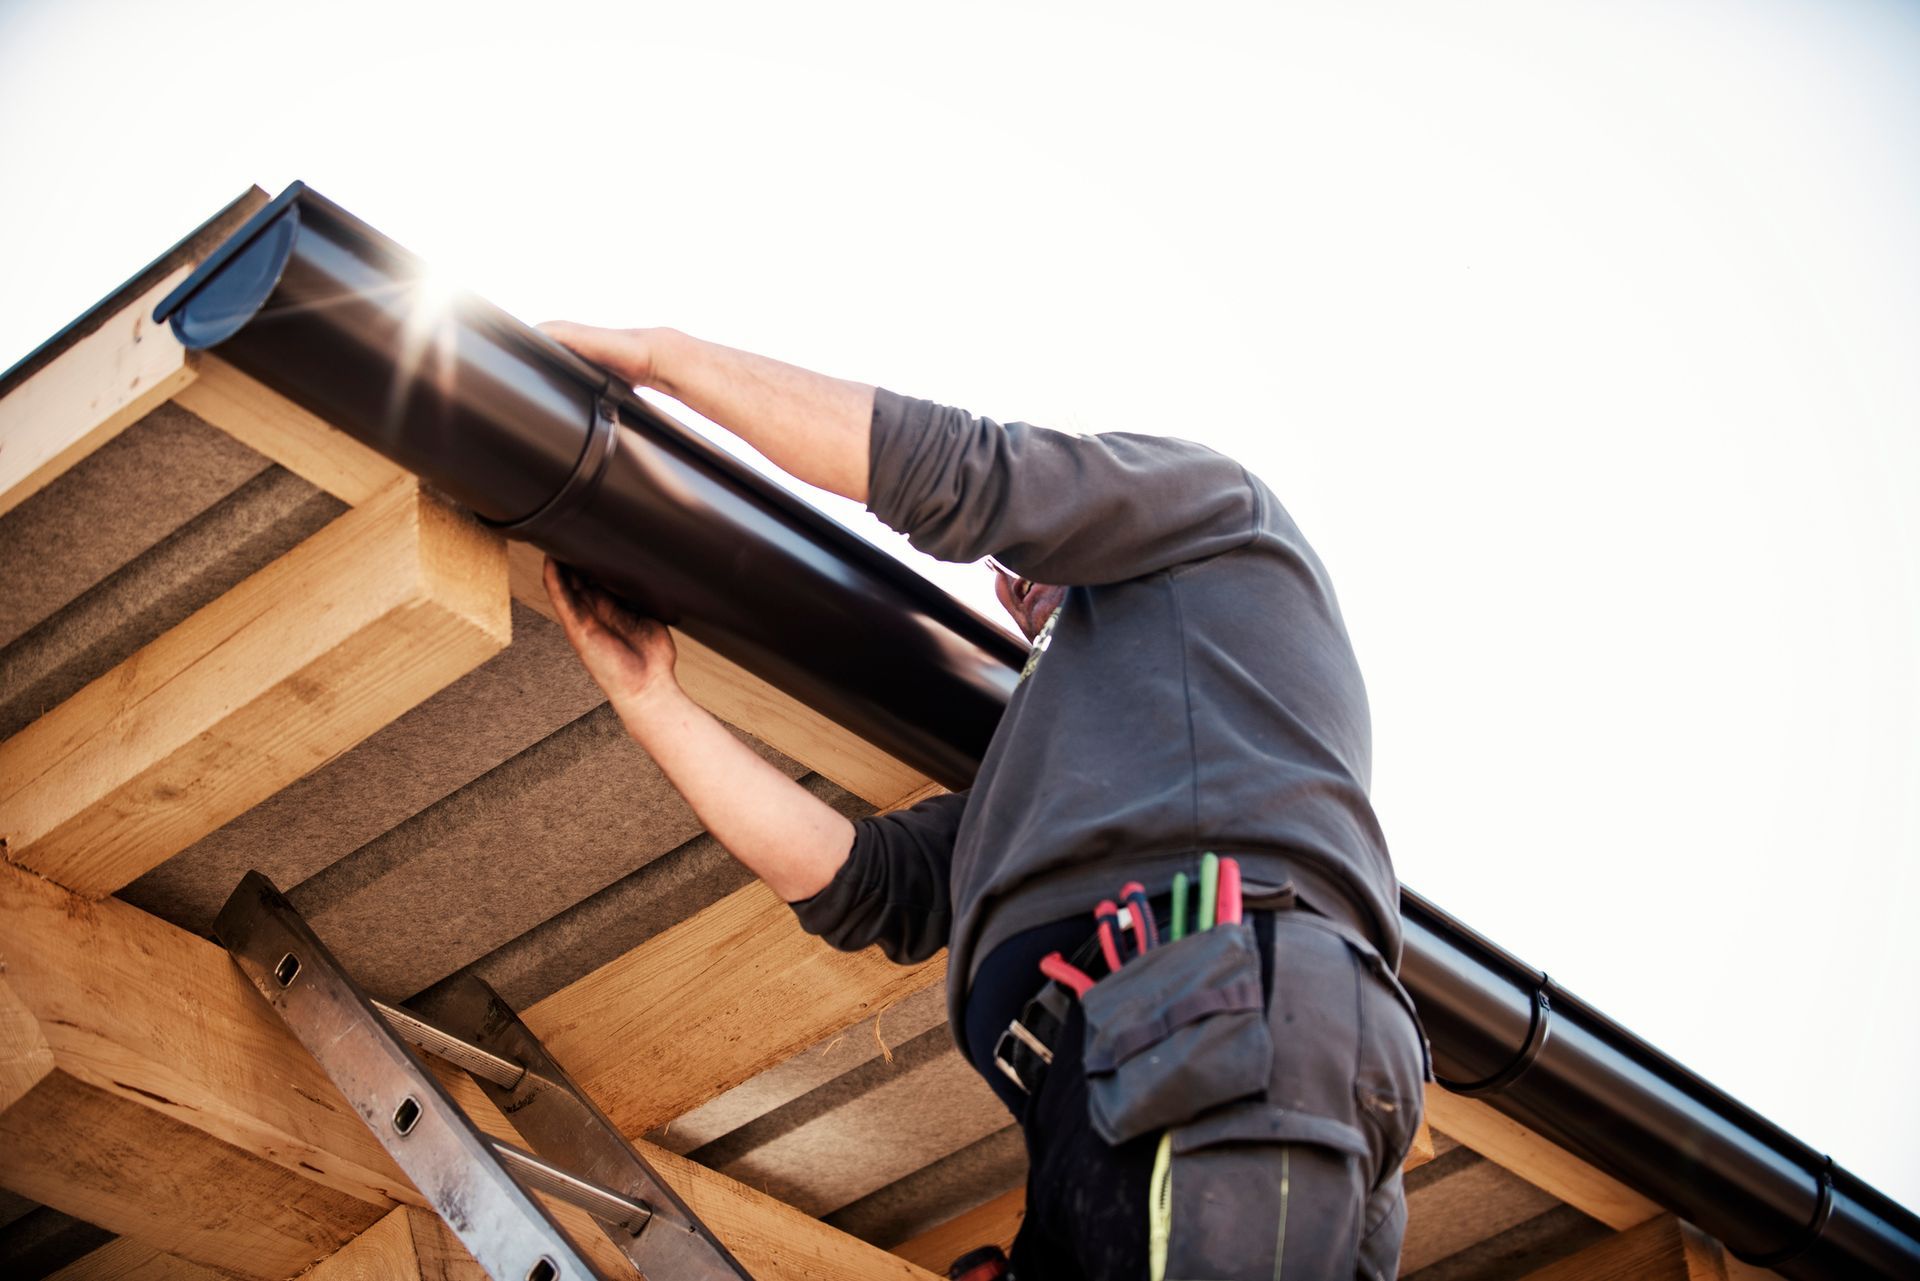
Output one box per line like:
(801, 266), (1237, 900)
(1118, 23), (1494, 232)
(792, 389), (1399, 1051)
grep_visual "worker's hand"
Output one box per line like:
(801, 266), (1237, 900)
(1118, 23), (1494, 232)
(543, 557), (680, 713)
(538, 321), (669, 392)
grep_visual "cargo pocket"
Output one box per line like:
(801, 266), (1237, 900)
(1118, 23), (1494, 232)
(1159, 1103), (1369, 1280)
(1080, 923), (1271, 1146)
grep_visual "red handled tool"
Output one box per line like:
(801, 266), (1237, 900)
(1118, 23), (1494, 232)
(1120, 881), (1157, 952)
(1095, 900), (1126, 972)
(1039, 951), (1095, 997)
(1217, 857), (1243, 926)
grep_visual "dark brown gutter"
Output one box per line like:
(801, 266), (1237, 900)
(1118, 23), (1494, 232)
(156, 182), (1920, 1280)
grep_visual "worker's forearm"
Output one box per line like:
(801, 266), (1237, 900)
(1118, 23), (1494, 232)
(612, 679), (855, 902)
(647, 329), (874, 503)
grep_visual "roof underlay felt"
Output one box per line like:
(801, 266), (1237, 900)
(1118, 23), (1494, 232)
(0, 397), (1616, 1280)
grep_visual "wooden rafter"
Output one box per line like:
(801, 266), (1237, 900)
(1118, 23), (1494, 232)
(0, 477), (511, 897)
(1422, 1084), (1661, 1231)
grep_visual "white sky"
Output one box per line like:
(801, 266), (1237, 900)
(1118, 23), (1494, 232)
(4, 0), (1916, 1214)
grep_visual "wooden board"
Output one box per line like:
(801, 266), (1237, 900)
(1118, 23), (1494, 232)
(893, 1187), (1026, 1273)
(1424, 1084), (1661, 1231)
(0, 269), (199, 518)
(174, 355), (407, 506)
(0, 478), (510, 896)
(303, 1207), (486, 1281)
(1518, 1214), (1727, 1281)
(46, 1237), (226, 1281)
(523, 877), (948, 1138)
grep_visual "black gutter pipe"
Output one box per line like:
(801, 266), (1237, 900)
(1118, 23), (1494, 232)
(157, 183), (1919, 1280)
(155, 183), (1024, 792)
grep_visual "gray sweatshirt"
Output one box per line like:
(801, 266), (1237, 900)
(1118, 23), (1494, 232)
(791, 390), (1399, 1041)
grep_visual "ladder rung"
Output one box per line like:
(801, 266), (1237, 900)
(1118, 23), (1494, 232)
(492, 1139), (654, 1236)
(374, 999), (526, 1088)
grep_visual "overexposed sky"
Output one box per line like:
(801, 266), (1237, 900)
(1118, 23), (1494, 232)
(3, 0), (1916, 1213)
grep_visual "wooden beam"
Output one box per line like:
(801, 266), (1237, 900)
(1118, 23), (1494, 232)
(48, 1237), (229, 1281)
(1424, 1084), (1662, 1231)
(1, 1039), (381, 1278)
(303, 1206), (485, 1281)
(522, 872), (947, 1138)
(173, 355), (408, 506)
(1518, 1214), (1726, 1281)
(1, 862), (937, 1281)
(0, 269), (198, 518)
(0, 478), (510, 896)
(890, 1117), (1437, 1271)
(0, 861), (411, 1208)
(893, 1188), (1026, 1273)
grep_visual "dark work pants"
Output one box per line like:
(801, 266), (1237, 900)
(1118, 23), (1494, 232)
(994, 908), (1426, 1281)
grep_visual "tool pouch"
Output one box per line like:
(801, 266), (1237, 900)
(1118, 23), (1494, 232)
(1080, 922), (1271, 1146)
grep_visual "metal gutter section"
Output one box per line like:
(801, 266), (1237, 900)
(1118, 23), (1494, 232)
(156, 184), (1024, 791)
(157, 183), (1919, 1280)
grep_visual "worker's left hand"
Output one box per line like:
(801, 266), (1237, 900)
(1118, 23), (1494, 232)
(542, 557), (680, 713)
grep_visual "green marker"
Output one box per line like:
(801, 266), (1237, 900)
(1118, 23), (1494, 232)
(1170, 873), (1189, 941)
(1198, 852), (1220, 932)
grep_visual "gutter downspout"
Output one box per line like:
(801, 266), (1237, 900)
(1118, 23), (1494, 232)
(157, 183), (1920, 1281)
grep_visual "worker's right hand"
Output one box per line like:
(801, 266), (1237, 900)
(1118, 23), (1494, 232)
(538, 321), (668, 392)
(543, 557), (680, 714)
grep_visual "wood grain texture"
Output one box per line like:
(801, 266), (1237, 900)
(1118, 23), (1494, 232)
(0, 1068), (381, 1278)
(0, 269), (198, 518)
(1424, 1084), (1661, 1231)
(46, 1237), (228, 1281)
(523, 877), (948, 1138)
(0, 861), (414, 1209)
(173, 357), (407, 506)
(1517, 1215), (1727, 1281)
(303, 1206), (486, 1281)
(0, 478), (510, 896)
(893, 1187), (1025, 1272)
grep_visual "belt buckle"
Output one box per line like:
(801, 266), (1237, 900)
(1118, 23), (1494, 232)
(992, 1017), (1054, 1095)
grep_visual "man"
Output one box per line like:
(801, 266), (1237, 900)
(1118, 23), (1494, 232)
(538, 320), (1427, 1279)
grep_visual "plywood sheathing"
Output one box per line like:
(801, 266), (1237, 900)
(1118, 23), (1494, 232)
(418, 774), (868, 1014)
(0, 405), (270, 650)
(832, 1126), (1028, 1249)
(121, 602), (603, 935)
(0, 466), (343, 741)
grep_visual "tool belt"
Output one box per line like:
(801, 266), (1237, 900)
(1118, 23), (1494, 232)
(993, 877), (1299, 1107)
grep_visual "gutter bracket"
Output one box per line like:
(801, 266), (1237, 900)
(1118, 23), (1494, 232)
(1735, 1156), (1837, 1270)
(1438, 977), (1554, 1098)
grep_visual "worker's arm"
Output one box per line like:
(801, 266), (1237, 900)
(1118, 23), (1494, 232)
(542, 558), (854, 902)
(539, 322), (875, 503)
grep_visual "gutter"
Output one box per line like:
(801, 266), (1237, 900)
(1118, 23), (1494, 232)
(157, 182), (1920, 1280)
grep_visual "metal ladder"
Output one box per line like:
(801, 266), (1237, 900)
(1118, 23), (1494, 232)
(215, 870), (752, 1281)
